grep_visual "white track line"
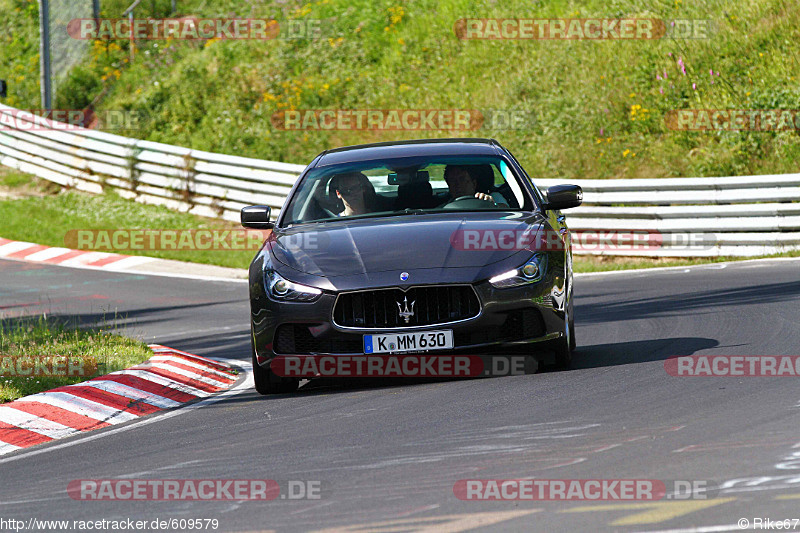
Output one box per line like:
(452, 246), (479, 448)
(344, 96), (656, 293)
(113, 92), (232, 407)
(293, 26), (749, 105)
(576, 255), (800, 278)
(632, 524), (754, 533)
(108, 269), (248, 283)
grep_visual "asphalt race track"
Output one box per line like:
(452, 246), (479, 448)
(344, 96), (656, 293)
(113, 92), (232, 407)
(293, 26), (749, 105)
(1, 257), (800, 532)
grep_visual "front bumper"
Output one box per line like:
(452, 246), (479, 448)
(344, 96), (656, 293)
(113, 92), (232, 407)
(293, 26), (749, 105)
(251, 277), (566, 366)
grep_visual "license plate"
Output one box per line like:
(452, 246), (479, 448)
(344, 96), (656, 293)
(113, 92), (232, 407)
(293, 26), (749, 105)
(364, 330), (454, 354)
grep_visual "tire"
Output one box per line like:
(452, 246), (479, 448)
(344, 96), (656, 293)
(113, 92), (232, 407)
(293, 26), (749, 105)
(568, 296), (577, 350)
(553, 283), (575, 369)
(251, 337), (299, 395)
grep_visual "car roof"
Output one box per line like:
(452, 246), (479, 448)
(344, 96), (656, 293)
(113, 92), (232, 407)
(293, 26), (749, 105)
(315, 138), (503, 167)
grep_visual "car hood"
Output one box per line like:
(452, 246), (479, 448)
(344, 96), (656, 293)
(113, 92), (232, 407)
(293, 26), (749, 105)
(269, 212), (547, 278)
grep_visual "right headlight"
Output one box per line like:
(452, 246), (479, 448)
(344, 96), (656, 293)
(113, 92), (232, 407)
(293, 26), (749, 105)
(265, 269), (322, 302)
(488, 253), (547, 288)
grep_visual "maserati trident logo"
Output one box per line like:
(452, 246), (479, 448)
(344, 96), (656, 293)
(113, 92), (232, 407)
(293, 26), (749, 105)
(400, 272), (409, 281)
(397, 296), (416, 324)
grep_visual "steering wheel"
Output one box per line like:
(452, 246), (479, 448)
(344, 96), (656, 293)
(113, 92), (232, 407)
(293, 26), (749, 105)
(443, 195), (497, 209)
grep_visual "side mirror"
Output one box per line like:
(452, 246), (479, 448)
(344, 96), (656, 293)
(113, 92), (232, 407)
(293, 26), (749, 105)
(543, 184), (582, 211)
(241, 205), (273, 229)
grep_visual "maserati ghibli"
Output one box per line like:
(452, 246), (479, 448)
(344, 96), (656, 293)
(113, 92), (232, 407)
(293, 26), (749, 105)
(242, 138), (582, 394)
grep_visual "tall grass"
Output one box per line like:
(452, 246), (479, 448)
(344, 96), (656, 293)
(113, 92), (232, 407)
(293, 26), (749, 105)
(3, 0), (800, 179)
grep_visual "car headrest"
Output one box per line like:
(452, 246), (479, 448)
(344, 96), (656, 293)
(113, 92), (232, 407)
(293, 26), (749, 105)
(397, 179), (435, 209)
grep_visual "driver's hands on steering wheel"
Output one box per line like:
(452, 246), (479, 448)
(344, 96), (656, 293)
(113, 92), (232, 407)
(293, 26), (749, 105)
(451, 193), (494, 202)
(443, 193), (499, 209)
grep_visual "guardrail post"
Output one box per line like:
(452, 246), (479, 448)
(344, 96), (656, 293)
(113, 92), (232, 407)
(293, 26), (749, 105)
(129, 9), (135, 62)
(180, 153), (197, 208)
(37, 0), (53, 110)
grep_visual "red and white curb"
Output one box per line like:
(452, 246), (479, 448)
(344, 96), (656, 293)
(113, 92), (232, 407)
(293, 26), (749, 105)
(0, 345), (238, 456)
(0, 237), (156, 272)
(0, 237), (247, 281)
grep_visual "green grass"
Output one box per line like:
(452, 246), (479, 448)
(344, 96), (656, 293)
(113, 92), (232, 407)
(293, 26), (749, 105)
(0, 182), (257, 268)
(574, 250), (800, 273)
(0, 170), (32, 188)
(0, 315), (152, 403)
(4, 0), (800, 179)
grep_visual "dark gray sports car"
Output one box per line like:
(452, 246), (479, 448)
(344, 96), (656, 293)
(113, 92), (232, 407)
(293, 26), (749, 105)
(242, 138), (582, 394)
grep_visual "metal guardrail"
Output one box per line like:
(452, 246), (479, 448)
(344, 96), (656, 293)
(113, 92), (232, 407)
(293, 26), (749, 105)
(536, 177), (800, 257)
(1, 103), (798, 257)
(0, 104), (305, 222)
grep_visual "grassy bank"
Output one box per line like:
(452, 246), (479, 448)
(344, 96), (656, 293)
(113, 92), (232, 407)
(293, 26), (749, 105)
(0, 169), (256, 268)
(573, 252), (800, 273)
(0, 315), (152, 403)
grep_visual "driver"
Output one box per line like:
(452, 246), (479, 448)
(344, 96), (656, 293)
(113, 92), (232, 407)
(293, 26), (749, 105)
(331, 172), (375, 216)
(442, 165), (495, 204)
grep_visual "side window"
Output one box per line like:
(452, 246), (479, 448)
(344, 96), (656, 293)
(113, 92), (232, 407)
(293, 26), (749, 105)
(497, 161), (524, 208)
(503, 150), (542, 209)
(492, 165), (505, 188)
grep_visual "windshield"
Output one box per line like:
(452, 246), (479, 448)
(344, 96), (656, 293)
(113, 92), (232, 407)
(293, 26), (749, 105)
(281, 155), (530, 225)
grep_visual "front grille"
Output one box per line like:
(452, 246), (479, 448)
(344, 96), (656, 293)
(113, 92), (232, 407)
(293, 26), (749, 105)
(333, 285), (481, 329)
(274, 324), (363, 355)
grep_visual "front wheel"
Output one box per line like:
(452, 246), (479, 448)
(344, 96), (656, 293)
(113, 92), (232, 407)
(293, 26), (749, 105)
(251, 338), (299, 395)
(553, 291), (575, 369)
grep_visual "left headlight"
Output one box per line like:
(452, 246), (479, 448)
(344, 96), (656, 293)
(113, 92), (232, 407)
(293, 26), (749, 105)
(265, 269), (322, 302)
(488, 254), (547, 288)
